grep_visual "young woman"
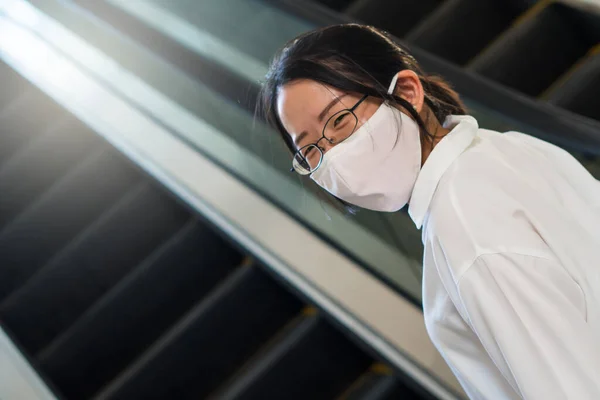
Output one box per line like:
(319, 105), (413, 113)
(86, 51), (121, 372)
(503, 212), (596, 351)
(259, 24), (600, 399)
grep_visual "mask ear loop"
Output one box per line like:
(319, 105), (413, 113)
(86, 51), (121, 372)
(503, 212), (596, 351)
(363, 74), (401, 149)
(387, 74), (399, 95)
(387, 73), (417, 111)
(387, 74), (406, 148)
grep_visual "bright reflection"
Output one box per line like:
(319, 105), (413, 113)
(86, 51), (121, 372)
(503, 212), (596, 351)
(0, 17), (83, 89)
(2, 0), (39, 27)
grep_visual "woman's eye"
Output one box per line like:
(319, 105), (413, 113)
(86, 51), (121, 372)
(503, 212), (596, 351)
(333, 113), (347, 127)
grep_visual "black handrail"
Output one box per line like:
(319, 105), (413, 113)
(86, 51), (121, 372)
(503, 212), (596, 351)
(72, 0), (600, 157)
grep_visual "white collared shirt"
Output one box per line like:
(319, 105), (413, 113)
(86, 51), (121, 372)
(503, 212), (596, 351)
(408, 116), (600, 399)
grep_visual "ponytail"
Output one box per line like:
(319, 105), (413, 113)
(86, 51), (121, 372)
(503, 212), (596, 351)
(421, 74), (467, 124)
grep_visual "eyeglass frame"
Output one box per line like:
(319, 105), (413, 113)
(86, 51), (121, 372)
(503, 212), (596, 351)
(290, 93), (369, 174)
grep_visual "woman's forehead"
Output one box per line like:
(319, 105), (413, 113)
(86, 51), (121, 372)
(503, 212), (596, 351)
(276, 80), (344, 126)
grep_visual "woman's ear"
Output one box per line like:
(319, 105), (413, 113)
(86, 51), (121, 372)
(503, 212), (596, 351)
(389, 70), (425, 114)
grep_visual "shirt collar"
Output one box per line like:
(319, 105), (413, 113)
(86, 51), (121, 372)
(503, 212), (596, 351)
(408, 115), (479, 229)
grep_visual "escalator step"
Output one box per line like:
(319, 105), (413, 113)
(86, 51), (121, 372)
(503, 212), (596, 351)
(212, 310), (371, 400)
(345, 0), (443, 38)
(469, 2), (597, 96)
(0, 182), (189, 355)
(0, 117), (101, 230)
(406, 0), (529, 65)
(0, 89), (70, 166)
(37, 220), (245, 400)
(0, 148), (140, 302)
(95, 264), (303, 400)
(342, 365), (417, 400)
(546, 51), (600, 121)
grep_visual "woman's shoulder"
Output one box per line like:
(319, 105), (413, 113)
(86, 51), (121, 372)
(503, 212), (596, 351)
(435, 126), (560, 198)
(424, 136), (553, 264)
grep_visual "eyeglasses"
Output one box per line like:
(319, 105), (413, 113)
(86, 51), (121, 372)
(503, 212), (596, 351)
(291, 94), (369, 175)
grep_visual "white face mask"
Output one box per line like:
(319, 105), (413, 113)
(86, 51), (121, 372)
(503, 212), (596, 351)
(310, 77), (422, 212)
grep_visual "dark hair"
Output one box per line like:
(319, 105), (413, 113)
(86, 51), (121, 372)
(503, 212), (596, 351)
(258, 23), (466, 213)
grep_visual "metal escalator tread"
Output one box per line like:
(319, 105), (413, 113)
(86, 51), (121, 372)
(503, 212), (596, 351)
(468, 2), (597, 97)
(0, 182), (190, 356)
(0, 88), (69, 167)
(95, 264), (303, 400)
(546, 51), (600, 121)
(345, 0), (443, 38)
(0, 148), (140, 302)
(0, 116), (101, 230)
(37, 219), (245, 400)
(212, 311), (372, 400)
(406, 0), (528, 66)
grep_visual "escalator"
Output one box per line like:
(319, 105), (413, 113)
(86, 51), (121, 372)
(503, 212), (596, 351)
(1, 0), (599, 399)
(0, 61), (437, 399)
(302, 0), (600, 123)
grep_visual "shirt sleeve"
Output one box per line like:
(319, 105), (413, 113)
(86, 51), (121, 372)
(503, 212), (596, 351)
(457, 252), (600, 400)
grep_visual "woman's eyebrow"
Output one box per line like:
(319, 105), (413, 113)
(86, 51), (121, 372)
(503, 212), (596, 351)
(293, 94), (349, 148)
(294, 130), (308, 148)
(318, 94), (348, 122)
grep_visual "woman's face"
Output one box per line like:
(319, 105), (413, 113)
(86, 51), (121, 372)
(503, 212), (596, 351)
(276, 79), (383, 154)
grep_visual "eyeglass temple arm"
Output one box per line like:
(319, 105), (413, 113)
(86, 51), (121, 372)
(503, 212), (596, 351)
(350, 94), (369, 112)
